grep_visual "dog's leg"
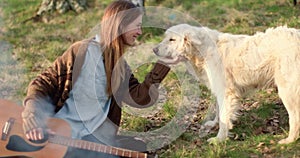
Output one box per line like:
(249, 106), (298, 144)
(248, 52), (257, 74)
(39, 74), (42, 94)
(203, 102), (219, 128)
(277, 86), (300, 144)
(199, 102), (219, 138)
(207, 89), (240, 143)
(275, 54), (300, 144)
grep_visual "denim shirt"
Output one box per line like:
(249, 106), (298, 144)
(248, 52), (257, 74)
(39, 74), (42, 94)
(54, 36), (112, 139)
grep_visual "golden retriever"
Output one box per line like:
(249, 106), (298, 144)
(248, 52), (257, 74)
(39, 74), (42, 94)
(153, 24), (300, 144)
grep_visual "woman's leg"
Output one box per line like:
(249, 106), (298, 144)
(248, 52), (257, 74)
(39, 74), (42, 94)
(63, 134), (119, 158)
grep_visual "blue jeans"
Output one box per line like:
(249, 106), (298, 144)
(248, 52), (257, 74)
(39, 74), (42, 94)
(63, 134), (147, 158)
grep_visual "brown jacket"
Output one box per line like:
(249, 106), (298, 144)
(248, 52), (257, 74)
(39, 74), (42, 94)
(23, 38), (170, 126)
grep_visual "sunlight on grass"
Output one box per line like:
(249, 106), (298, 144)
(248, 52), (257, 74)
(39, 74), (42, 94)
(1, 0), (300, 157)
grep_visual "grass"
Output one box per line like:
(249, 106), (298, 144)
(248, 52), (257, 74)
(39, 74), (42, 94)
(1, 0), (300, 157)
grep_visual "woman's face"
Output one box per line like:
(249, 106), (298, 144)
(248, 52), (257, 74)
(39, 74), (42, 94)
(122, 15), (143, 46)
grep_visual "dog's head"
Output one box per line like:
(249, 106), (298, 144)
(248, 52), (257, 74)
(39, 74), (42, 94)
(153, 24), (209, 63)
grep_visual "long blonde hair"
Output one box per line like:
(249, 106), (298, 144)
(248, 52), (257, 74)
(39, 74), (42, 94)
(100, 0), (143, 96)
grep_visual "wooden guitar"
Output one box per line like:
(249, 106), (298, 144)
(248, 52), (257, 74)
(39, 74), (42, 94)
(0, 99), (154, 158)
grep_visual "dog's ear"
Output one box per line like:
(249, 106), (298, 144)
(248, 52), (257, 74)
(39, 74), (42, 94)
(184, 31), (202, 48)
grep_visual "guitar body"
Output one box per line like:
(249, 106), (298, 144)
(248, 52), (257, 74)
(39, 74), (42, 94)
(0, 99), (70, 158)
(0, 99), (154, 158)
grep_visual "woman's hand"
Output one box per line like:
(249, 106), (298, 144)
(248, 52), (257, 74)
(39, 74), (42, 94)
(22, 99), (55, 141)
(26, 128), (44, 140)
(26, 128), (55, 141)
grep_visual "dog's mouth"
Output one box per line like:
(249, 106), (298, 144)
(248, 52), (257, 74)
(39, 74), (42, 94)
(153, 47), (186, 63)
(158, 55), (184, 63)
(162, 55), (175, 60)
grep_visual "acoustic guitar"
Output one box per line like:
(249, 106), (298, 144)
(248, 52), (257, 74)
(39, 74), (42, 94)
(0, 99), (154, 158)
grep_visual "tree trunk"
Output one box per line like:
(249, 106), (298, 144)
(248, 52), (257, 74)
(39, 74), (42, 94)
(36, 0), (146, 16)
(22, 0), (87, 23)
(37, 0), (87, 16)
(23, 0), (146, 23)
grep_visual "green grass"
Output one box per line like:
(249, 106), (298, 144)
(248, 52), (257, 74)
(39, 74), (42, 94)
(1, 0), (300, 157)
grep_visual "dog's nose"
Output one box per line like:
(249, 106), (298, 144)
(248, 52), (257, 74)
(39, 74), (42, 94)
(153, 47), (158, 54)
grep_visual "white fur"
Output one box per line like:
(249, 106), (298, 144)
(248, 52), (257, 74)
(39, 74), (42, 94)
(153, 24), (300, 144)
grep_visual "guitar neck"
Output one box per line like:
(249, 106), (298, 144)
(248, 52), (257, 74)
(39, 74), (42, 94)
(49, 134), (147, 158)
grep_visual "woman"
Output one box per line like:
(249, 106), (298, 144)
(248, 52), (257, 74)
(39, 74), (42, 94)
(22, 0), (180, 157)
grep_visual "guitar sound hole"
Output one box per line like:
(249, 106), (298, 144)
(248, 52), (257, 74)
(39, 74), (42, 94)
(6, 135), (45, 152)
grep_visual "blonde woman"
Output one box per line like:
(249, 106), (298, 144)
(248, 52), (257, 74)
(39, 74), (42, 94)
(22, 0), (181, 157)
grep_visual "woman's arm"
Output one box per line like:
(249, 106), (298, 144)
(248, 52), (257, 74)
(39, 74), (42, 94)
(22, 64), (60, 140)
(22, 40), (89, 138)
(22, 59), (63, 136)
(121, 62), (170, 108)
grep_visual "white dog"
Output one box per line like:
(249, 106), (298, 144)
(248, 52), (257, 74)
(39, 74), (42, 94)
(153, 24), (300, 144)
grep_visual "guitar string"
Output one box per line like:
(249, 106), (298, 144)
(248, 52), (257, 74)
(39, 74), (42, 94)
(48, 134), (147, 158)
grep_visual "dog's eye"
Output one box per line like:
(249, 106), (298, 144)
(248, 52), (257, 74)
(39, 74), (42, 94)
(169, 38), (176, 42)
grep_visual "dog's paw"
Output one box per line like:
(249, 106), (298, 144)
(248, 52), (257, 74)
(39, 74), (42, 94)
(207, 136), (228, 145)
(199, 120), (219, 138)
(278, 138), (294, 144)
(204, 120), (218, 128)
(207, 137), (221, 145)
(198, 125), (211, 138)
